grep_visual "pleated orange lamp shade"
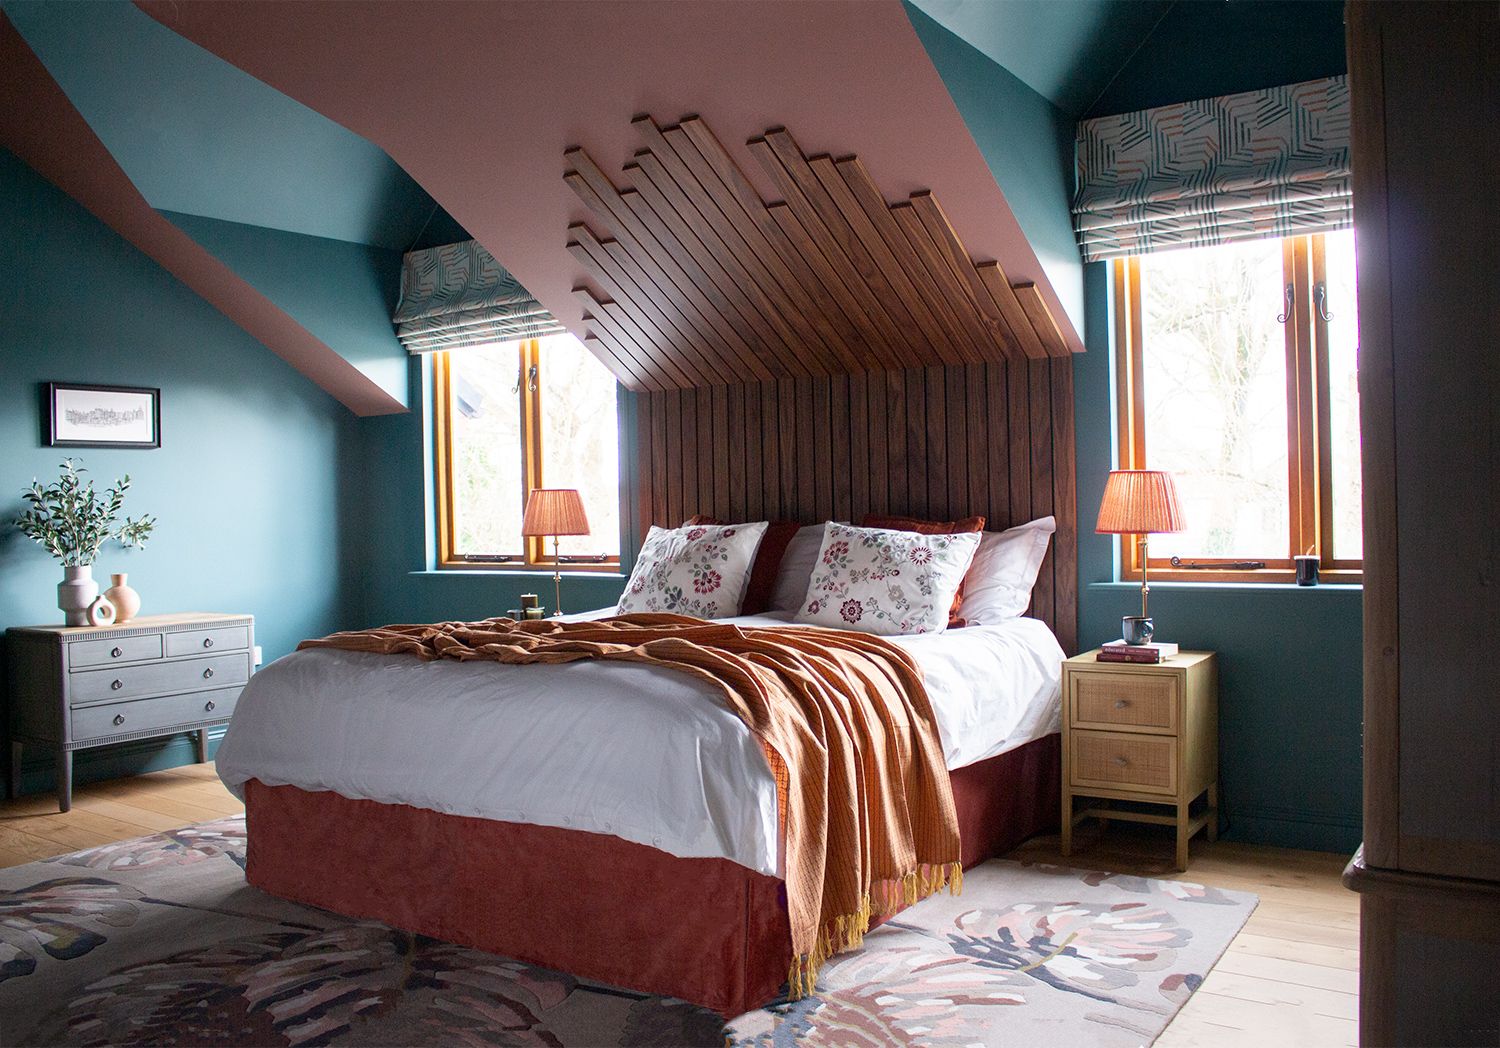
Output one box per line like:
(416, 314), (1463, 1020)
(1095, 470), (1186, 534)
(522, 489), (590, 537)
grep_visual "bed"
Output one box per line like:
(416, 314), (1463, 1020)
(217, 605), (1063, 1016)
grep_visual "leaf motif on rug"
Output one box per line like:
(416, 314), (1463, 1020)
(0, 877), (143, 983)
(1080, 870), (1240, 905)
(59, 816), (248, 872)
(29, 922), (583, 1046)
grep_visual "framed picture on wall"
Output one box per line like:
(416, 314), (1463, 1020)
(45, 382), (161, 449)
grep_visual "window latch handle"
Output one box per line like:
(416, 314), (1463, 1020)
(1277, 282), (1295, 324)
(1313, 282), (1334, 322)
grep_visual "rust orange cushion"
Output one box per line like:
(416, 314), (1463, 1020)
(859, 514), (987, 626)
(684, 516), (801, 616)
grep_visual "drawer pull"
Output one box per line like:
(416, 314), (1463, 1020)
(111, 647), (123, 659)
(111, 679), (123, 691)
(205, 700), (216, 713)
(1113, 755), (1129, 767)
(203, 668), (214, 680)
(1114, 699), (1129, 709)
(203, 638), (214, 649)
(112, 714), (125, 726)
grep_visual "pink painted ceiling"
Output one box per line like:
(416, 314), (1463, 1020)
(0, 15), (405, 417)
(139, 0), (1083, 361)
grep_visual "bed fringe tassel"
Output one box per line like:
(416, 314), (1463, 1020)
(786, 861), (963, 1000)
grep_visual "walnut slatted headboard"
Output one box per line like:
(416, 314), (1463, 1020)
(623, 359), (1078, 654)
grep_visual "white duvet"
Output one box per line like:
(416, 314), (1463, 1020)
(215, 611), (1063, 877)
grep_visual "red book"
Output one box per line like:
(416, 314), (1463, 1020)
(1096, 649), (1162, 664)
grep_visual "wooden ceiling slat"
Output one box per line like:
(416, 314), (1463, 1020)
(807, 154), (968, 368)
(655, 121), (864, 372)
(676, 119), (873, 370)
(765, 202), (901, 369)
(633, 120), (849, 376)
(889, 203), (1009, 359)
(833, 157), (991, 366)
(571, 288), (660, 389)
(566, 162), (764, 382)
(626, 155), (815, 378)
(763, 130), (926, 352)
(617, 187), (779, 381)
(568, 228), (718, 387)
(975, 263), (1049, 360)
(750, 135), (910, 361)
(910, 192), (1030, 358)
(1012, 281), (1072, 357)
(568, 175), (733, 382)
(565, 116), (1071, 388)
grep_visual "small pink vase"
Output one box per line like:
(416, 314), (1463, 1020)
(104, 573), (142, 623)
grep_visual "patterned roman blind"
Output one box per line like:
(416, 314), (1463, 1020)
(1073, 77), (1351, 262)
(392, 239), (563, 353)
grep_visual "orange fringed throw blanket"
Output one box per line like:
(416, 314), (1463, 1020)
(299, 612), (962, 996)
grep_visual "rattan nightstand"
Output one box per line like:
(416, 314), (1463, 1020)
(1060, 648), (1219, 870)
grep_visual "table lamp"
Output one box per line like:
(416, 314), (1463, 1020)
(521, 488), (590, 616)
(1095, 470), (1185, 645)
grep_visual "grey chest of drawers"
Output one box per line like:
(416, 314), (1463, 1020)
(6, 612), (254, 811)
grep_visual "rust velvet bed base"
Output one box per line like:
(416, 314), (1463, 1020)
(242, 732), (1059, 1017)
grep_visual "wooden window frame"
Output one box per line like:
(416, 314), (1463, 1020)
(1114, 234), (1362, 585)
(433, 339), (621, 572)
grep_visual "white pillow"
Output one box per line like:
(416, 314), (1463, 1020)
(959, 516), (1057, 623)
(617, 522), (769, 618)
(794, 522), (980, 636)
(767, 524), (829, 613)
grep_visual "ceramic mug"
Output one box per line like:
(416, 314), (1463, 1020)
(1295, 555), (1320, 586)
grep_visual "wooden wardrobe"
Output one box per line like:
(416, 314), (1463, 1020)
(1342, 3), (1500, 1044)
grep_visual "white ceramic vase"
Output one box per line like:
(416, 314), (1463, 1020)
(58, 564), (99, 626)
(104, 573), (142, 623)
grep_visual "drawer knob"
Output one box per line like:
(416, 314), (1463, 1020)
(112, 714), (125, 726)
(1113, 755), (1129, 767)
(203, 638), (214, 649)
(205, 700), (216, 712)
(1114, 699), (1129, 709)
(202, 668), (214, 680)
(111, 647), (123, 659)
(111, 679), (123, 691)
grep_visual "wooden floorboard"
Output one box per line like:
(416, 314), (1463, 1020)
(0, 769), (1357, 1045)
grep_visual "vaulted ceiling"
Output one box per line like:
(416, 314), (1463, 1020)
(3, 0), (1149, 413)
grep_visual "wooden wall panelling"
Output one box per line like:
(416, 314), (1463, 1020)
(748, 135), (909, 362)
(630, 359), (1079, 649)
(674, 118), (870, 372)
(569, 116), (1074, 392)
(833, 156), (987, 364)
(633, 120), (849, 376)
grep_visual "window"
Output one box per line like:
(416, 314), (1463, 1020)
(433, 334), (621, 569)
(1114, 231), (1361, 582)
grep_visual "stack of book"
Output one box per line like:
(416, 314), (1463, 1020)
(1097, 640), (1179, 664)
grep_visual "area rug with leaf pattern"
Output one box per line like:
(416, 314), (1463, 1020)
(0, 814), (1256, 1046)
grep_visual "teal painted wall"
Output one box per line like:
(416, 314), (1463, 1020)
(162, 212), (409, 408)
(904, 2), (1083, 334)
(1086, 0), (1347, 117)
(0, 149), (362, 794)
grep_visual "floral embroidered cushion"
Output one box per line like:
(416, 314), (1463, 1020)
(616, 522), (769, 618)
(794, 522), (981, 636)
(859, 513), (987, 626)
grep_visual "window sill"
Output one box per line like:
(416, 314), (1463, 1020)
(1089, 580), (1362, 594)
(409, 569), (628, 580)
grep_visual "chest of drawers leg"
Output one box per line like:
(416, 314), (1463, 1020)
(1060, 650), (1218, 871)
(6, 614), (254, 812)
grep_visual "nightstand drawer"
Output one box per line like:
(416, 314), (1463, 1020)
(1070, 730), (1177, 795)
(1071, 672), (1178, 734)
(68, 633), (164, 669)
(69, 653), (251, 706)
(72, 687), (240, 743)
(166, 625), (250, 658)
